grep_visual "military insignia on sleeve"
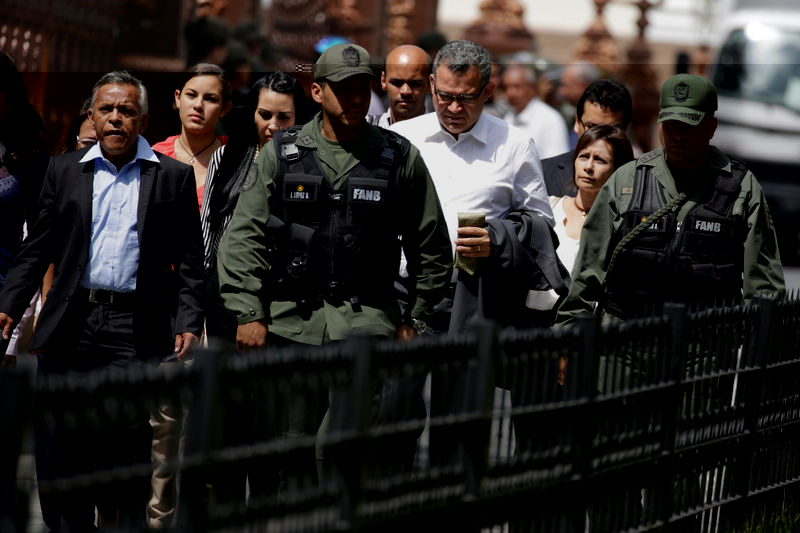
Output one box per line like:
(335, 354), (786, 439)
(299, 135), (313, 145)
(241, 165), (258, 192)
(765, 201), (774, 229)
(342, 46), (360, 67)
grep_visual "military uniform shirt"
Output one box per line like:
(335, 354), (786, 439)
(556, 146), (785, 326)
(217, 114), (453, 345)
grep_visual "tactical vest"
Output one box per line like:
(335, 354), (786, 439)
(265, 126), (409, 308)
(604, 157), (748, 318)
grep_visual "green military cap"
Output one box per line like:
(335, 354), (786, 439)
(314, 43), (377, 82)
(658, 73), (718, 126)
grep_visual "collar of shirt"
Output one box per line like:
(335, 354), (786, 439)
(78, 135), (156, 293)
(423, 111), (490, 147)
(297, 113), (391, 151)
(515, 97), (543, 123)
(377, 110), (392, 129)
(79, 135), (160, 166)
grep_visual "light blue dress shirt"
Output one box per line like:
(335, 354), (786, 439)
(78, 136), (160, 292)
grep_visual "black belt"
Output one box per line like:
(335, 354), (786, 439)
(78, 288), (137, 308)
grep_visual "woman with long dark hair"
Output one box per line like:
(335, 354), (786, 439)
(197, 70), (306, 508)
(152, 63), (232, 208)
(201, 71), (307, 341)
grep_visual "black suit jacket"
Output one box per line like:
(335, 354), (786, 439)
(541, 150), (577, 198)
(0, 143), (205, 359)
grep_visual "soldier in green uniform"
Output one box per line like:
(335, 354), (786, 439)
(216, 43), (452, 482)
(557, 73), (784, 325)
(556, 73), (785, 532)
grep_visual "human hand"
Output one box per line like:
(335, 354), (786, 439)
(557, 355), (567, 386)
(174, 332), (200, 361)
(455, 226), (491, 258)
(236, 320), (268, 352)
(396, 323), (415, 342)
(0, 313), (15, 342)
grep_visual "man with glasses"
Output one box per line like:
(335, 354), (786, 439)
(391, 39), (554, 326)
(541, 79), (632, 197)
(392, 40), (563, 470)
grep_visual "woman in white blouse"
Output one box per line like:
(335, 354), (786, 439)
(550, 124), (634, 274)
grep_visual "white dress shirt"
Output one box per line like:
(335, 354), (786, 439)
(503, 97), (570, 160)
(391, 111), (553, 254)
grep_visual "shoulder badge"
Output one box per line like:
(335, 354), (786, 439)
(638, 149), (660, 164)
(299, 135), (313, 145)
(241, 164), (258, 192)
(764, 200), (774, 229)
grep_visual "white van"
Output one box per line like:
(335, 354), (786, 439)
(711, 7), (800, 264)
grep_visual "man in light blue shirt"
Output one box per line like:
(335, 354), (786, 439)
(0, 70), (205, 531)
(79, 135), (146, 293)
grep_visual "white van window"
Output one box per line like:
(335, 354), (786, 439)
(714, 24), (800, 112)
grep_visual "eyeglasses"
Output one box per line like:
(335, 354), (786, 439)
(76, 137), (97, 147)
(433, 83), (486, 105)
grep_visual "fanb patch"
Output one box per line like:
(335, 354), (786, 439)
(342, 46), (360, 67)
(351, 186), (383, 203)
(693, 218), (723, 233)
(674, 81), (690, 102)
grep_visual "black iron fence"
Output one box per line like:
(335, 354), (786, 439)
(2, 296), (799, 532)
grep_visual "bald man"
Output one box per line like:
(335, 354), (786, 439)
(370, 45), (432, 127)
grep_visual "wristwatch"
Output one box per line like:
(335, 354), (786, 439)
(411, 318), (428, 336)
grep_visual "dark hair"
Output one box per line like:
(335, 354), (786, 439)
(184, 16), (231, 68)
(433, 40), (491, 89)
(576, 79), (633, 129)
(92, 70), (149, 115)
(0, 52), (48, 155)
(0, 52), (49, 228)
(571, 125), (634, 188)
(208, 71), (307, 230)
(177, 63), (232, 106)
(245, 71), (308, 130)
(417, 30), (447, 55)
(58, 98), (93, 154)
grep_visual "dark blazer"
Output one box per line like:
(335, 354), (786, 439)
(541, 150), (577, 198)
(0, 142), (205, 359)
(449, 211), (571, 334)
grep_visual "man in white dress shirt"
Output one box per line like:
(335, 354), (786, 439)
(391, 40), (557, 469)
(501, 63), (570, 159)
(391, 40), (553, 265)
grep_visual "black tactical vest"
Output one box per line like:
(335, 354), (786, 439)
(604, 157), (748, 318)
(265, 126), (409, 308)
